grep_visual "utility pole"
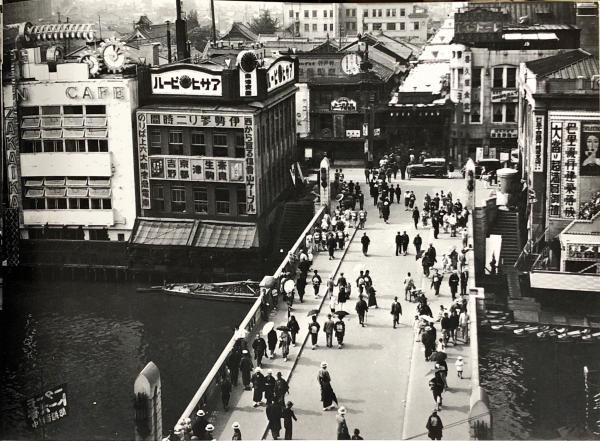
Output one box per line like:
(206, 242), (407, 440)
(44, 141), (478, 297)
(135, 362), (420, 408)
(358, 41), (374, 168)
(98, 15), (102, 39)
(166, 20), (172, 63)
(210, 0), (217, 44)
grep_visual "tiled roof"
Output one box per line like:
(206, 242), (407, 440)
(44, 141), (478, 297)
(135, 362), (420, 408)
(503, 24), (576, 31)
(526, 49), (599, 78)
(221, 22), (258, 42)
(193, 222), (258, 249)
(562, 212), (600, 236)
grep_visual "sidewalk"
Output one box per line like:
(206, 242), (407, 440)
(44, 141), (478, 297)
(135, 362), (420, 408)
(212, 169), (473, 440)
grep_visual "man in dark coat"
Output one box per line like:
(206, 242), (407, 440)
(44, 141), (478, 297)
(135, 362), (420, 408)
(226, 349), (242, 386)
(361, 233), (371, 256)
(401, 231), (410, 255)
(296, 275), (306, 303)
(218, 373), (232, 410)
(413, 234), (423, 257)
(395, 231), (403, 256)
(422, 326), (436, 361)
(426, 410), (444, 440)
(253, 333), (267, 367)
(426, 244), (437, 263)
(282, 401), (297, 440)
(264, 370), (276, 404)
(441, 313), (451, 345)
(395, 185), (402, 204)
(412, 207), (420, 229)
(448, 270), (460, 300)
(431, 269), (443, 296)
(192, 409), (208, 439)
(239, 350), (254, 390)
(432, 213), (440, 239)
(251, 367), (265, 407)
(274, 372), (289, 405)
(429, 375), (445, 411)
(266, 401), (282, 439)
(267, 328), (278, 358)
(390, 296), (402, 328)
(327, 233), (337, 260)
(355, 295), (369, 327)
(460, 269), (469, 296)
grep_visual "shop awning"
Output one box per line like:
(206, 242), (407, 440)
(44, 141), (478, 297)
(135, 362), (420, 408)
(192, 222), (258, 249)
(131, 218), (198, 246)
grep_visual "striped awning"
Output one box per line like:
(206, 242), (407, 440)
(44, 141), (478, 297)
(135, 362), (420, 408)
(89, 188), (111, 198)
(67, 188), (89, 197)
(25, 189), (44, 198)
(131, 219), (197, 246)
(193, 222), (258, 249)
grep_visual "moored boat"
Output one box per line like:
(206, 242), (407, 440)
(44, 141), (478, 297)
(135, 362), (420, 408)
(137, 281), (260, 303)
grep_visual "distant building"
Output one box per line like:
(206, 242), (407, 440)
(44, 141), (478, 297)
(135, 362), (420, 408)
(124, 16), (178, 62)
(449, 6), (582, 165)
(4, 0), (53, 24)
(575, 2), (599, 56)
(282, 3), (344, 40)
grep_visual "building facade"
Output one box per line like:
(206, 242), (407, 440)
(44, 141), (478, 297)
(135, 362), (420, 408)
(449, 6), (581, 165)
(356, 3), (428, 42)
(132, 52), (299, 263)
(282, 3), (343, 40)
(5, 28), (139, 242)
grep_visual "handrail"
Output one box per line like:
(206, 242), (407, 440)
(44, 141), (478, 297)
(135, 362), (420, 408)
(177, 205), (326, 425)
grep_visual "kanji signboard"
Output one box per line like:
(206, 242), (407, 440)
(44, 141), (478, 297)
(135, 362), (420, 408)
(22, 384), (68, 429)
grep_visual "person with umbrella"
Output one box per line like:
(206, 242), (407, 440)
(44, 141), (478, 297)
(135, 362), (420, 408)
(287, 316), (300, 347)
(308, 314), (321, 350)
(239, 350), (254, 390)
(264, 369), (276, 405)
(318, 362), (339, 411)
(253, 332), (268, 368)
(312, 270), (322, 298)
(334, 316), (346, 348)
(367, 286), (378, 308)
(336, 407), (351, 439)
(361, 233), (371, 256)
(251, 367), (265, 407)
(266, 400), (282, 439)
(282, 401), (297, 440)
(267, 328), (278, 359)
(355, 295), (369, 327)
(274, 372), (289, 405)
(426, 410), (444, 440)
(279, 328), (291, 361)
(390, 296), (402, 328)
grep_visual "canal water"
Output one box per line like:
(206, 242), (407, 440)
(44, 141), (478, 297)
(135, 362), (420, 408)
(479, 333), (600, 439)
(0, 280), (250, 440)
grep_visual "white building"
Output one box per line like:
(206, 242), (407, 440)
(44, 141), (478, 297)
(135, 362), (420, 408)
(282, 3), (343, 40)
(356, 3), (428, 42)
(6, 43), (138, 242)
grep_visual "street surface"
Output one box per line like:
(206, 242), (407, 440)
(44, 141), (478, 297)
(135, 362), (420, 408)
(212, 169), (472, 440)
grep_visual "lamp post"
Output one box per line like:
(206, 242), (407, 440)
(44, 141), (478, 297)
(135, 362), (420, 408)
(358, 41), (374, 168)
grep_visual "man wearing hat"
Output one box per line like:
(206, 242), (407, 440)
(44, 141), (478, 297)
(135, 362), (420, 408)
(336, 407), (351, 440)
(266, 400), (282, 439)
(448, 270), (460, 300)
(390, 296), (402, 328)
(239, 350), (254, 390)
(264, 370), (276, 405)
(318, 362), (339, 411)
(203, 424), (215, 441)
(324, 314), (335, 348)
(274, 372), (289, 405)
(192, 409), (208, 439)
(231, 422), (242, 440)
(355, 295), (368, 327)
(251, 367), (265, 407)
(226, 348), (241, 387)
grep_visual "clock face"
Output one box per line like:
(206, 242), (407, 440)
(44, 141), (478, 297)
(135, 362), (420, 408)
(103, 45), (125, 68)
(341, 53), (361, 75)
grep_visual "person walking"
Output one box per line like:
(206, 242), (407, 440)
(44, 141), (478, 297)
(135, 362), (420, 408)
(226, 349), (241, 387)
(267, 328), (278, 359)
(264, 370), (276, 405)
(409, 191), (416, 209)
(460, 269), (469, 296)
(253, 333), (267, 367)
(381, 200), (390, 223)
(192, 410), (209, 439)
(449, 310), (459, 344)
(413, 233), (423, 257)
(390, 296), (402, 328)
(334, 317), (345, 348)
(367, 286), (378, 308)
(395, 184), (402, 204)
(355, 295), (369, 327)
(431, 269), (443, 296)
(231, 422), (242, 440)
(251, 367), (265, 407)
(282, 401), (297, 440)
(352, 428), (364, 440)
(312, 270), (322, 298)
(358, 191), (364, 211)
(356, 271), (365, 296)
(318, 362), (339, 411)
(395, 231), (403, 256)
(426, 410), (444, 440)
(287, 315), (300, 346)
(266, 401), (282, 440)
(336, 407), (351, 440)
(412, 207), (420, 229)
(432, 213), (440, 239)
(404, 272), (415, 302)
(361, 233), (371, 256)
(429, 375), (445, 411)
(449, 270), (460, 300)
(363, 270), (373, 289)
(308, 315), (321, 350)
(459, 310), (469, 343)
(401, 231), (410, 255)
(279, 329), (291, 361)
(358, 209), (367, 229)
(324, 314), (335, 348)
(218, 372), (233, 410)
(455, 356), (465, 379)
(239, 350), (254, 390)
(327, 233), (337, 260)
(422, 253), (431, 278)
(404, 190), (411, 210)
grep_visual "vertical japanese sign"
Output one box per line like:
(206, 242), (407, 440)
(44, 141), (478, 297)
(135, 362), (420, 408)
(137, 113), (150, 209)
(533, 116), (544, 172)
(561, 121), (580, 219)
(548, 121), (562, 219)
(243, 117), (257, 214)
(5, 50), (22, 211)
(462, 50), (471, 113)
(22, 384), (68, 429)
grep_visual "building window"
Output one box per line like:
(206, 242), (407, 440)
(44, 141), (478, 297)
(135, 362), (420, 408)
(330, 23), (333, 31)
(41, 106), (60, 115)
(215, 188), (230, 214)
(492, 104), (503, 123)
(378, 9), (383, 16)
(171, 186), (186, 212)
(328, 68), (336, 75)
(213, 133), (228, 157)
(400, 22), (405, 30)
(373, 23), (382, 31)
(65, 139), (86, 152)
(149, 128), (162, 155)
(87, 139), (108, 152)
(400, 8), (406, 16)
(312, 10), (317, 17)
(506, 68), (516, 88)
(323, 10), (327, 17)
(392, 9), (396, 16)
(346, 9), (350, 17)
(22, 140), (43, 153)
(21, 107), (39, 116)
(363, 23), (368, 31)
(471, 109), (481, 123)
(68, 198), (90, 209)
(151, 185), (165, 211)
(312, 23), (317, 31)
(505, 103), (516, 122)
(191, 131), (206, 156)
(64, 105), (83, 115)
(372, 9), (376, 17)
(330, 10), (333, 17)
(168, 130), (183, 155)
(43, 139), (63, 152)
(317, 68), (325, 76)
(386, 8), (391, 17)
(352, 9), (356, 17)
(386, 22), (396, 30)
(85, 105), (106, 115)
(237, 187), (247, 215)
(193, 186), (208, 213)
(493, 68), (503, 88)
(89, 229), (109, 240)
(304, 10), (308, 18)
(307, 68), (315, 79)
(413, 21), (420, 30)
(235, 133), (245, 158)
(289, 10), (293, 18)
(324, 23), (327, 31)
(363, 9), (368, 17)
(304, 23), (309, 32)
(472, 67), (482, 88)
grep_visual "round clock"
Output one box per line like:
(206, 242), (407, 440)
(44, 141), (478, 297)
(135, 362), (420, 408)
(79, 52), (101, 77)
(100, 39), (126, 73)
(237, 50), (258, 73)
(341, 53), (362, 75)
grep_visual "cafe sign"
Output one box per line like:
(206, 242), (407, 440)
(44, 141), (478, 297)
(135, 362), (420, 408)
(491, 89), (518, 103)
(22, 384), (68, 429)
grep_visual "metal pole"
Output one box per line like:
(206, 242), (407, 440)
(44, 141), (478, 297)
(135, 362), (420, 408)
(166, 21), (172, 63)
(210, 0), (217, 44)
(98, 15), (102, 39)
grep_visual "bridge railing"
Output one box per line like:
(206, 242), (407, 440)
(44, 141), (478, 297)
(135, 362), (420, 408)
(176, 205), (326, 428)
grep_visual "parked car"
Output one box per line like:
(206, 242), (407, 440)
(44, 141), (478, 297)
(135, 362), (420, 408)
(406, 158), (448, 179)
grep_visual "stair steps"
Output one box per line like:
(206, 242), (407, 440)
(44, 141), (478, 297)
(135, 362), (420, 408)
(276, 202), (315, 252)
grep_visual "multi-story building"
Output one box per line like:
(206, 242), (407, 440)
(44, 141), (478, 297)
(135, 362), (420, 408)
(282, 3), (429, 42)
(129, 50), (299, 276)
(4, 25), (139, 243)
(449, 6), (581, 165)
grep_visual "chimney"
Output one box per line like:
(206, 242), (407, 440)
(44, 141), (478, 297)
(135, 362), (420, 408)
(175, 0), (189, 61)
(576, 75), (585, 90)
(152, 42), (161, 66)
